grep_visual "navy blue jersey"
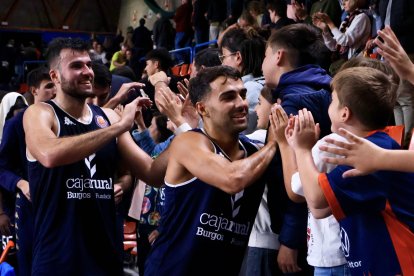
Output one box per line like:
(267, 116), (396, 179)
(28, 101), (122, 275)
(145, 130), (265, 276)
(320, 131), (414, 275)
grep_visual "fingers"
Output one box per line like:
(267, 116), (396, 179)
(323, 138), (353, 150)
(177, 81), (188, 99)
(319, 145), (348, 157)
(280, 264), (302, 274)
(137, 97), (153, 108)
(337, 128), (363, 144)
(183, 78), (190, 88)
(315, 123), (321, 140)
(342, 169), (364, 178)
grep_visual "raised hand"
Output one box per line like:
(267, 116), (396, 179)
(376, 26), (414, 84)
(120, 97), (152, 131)
(287, 109), (320, 152)
(268, 104), (289, 144)
(155, 87), (184, 127)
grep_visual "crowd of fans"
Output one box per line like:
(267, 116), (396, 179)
(0, 0), (413, 275)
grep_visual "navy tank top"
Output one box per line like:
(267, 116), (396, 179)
(145, 129), (266, 276)
(28, 101), (122, 275)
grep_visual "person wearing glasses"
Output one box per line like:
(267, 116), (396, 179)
(219, 27), (266, 134)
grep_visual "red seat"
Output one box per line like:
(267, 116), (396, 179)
(179, 64), (190, 77)
(383, 125), (405, 146)
(171, 65), (181, 77)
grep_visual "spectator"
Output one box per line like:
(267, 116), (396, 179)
(132, 18), (153, 59)
(313, 0), (371, 74)
(153, 13), (175, 50)
(173, 0), (194, 64)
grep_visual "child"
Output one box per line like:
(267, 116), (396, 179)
(272, 104), (349, 275)
(241, 86), (280, 275)
(284, 67), (414, 275)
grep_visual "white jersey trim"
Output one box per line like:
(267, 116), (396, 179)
(50, 100), (93, 125)
(165, 177), (197, 187)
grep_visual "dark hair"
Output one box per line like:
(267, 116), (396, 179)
(46, 37), (90, 69)
(267, 24), (328, 68)
(145, 49), (173, 72)
(139, 18), (146, 26)
(153, 113), (173, 143)
(267, 0), (288, 18)
(260, 86), (273, 104)
(220, 27), (265, 77)
(112, 66), (137, 81)
(189, 65), (241, 105)
(92, 62), (112, 88)
(194, 48), (222, 72)
(340, 57), (400, 85)
(27, 66), (51, 88)
(332, 67), (397, 130)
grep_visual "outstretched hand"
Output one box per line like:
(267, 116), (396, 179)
(375, 26), (414, 84)
(268, 104), (289, 144)
(319, 128), (381, 177)
(155, 87), (184, 127)
(285, 109), (320, 152)
(120, 97), (152, 131)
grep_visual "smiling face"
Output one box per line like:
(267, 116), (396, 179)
(255, 94), (272, 129)
(52, 49), (94, 100)
(199, 77), (248, 134)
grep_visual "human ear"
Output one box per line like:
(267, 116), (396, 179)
(342, 106), (350, 122)
(49, 69), (60, 84)
(196, 102), (209, 117)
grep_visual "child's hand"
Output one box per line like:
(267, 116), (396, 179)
(269, 104), (289, 144)
(287, 109), (320, 152)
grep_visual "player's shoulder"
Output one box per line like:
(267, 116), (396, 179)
(171, 129), (213, 152)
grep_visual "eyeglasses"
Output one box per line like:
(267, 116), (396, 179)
(218, 52), (236, 63)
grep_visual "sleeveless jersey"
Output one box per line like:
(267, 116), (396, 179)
(28, 101), (122, 275)
(145, 130), (265, 276)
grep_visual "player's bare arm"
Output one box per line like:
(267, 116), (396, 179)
(24, 98), (146, 168)
(165, 131), (277, 194)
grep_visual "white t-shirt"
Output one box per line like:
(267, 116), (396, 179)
(291, 133), (347, 267)
(246, 129), (280, 250)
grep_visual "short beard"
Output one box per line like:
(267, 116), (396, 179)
(60, 75), (93, 101)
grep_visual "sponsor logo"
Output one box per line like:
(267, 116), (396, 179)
(66, 177), (113, 192)
(340, 227), (350, 257)
(196, 212), (250, 242)
(64, 117), (76, 126)
(348, 261), (362, 268)
(95, 115), (109, 128)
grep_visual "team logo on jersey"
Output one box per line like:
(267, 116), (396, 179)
(340, 227), (350, 257)
(64, 117), (76, 126)
(231, 191), (244, 218)
(85, 154), (96, 177)
(218, 152), (245, 218)
(95, 115), (109, 128)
